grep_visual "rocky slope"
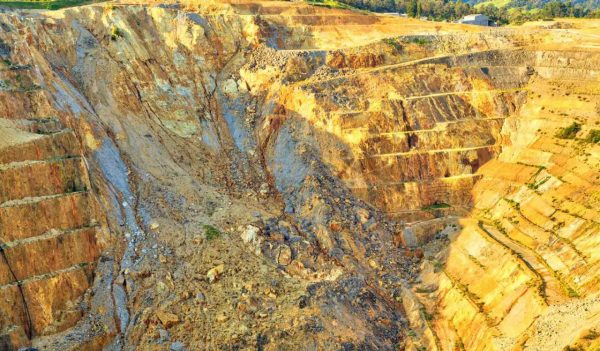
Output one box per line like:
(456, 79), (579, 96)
(0, 1), (599, 350)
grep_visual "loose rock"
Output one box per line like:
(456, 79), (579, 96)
(276, 244), (293, 266)
(157, 311), (180, 329)
(170, 341), (185, 351)
(207, 264), (225, 283)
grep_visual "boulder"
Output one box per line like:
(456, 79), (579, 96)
(207, 264), (225, 283)
(276, 244), (293, 266)
(156, 311), (180, 329)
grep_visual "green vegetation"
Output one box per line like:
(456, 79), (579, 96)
(522, 164), (550, 192)
(556, 122), (582, 139)
(586, 129), (600, 143)
(492, 219), (507, 234)
(422, 202), (451, 210)
(0, 0), (101, 10)
(315, 0), (600, 25)
(472, 0), (600, 21)
(111, 26), (124, 41)
(405, 36), (433, 46)
(468, 254), (486, 269)
(527, 176), (551, 190)
(306, 0), (357, 10)
(444, 269), (488, 316)
(583, 329), (599, 340)
(328, 0), (473, 21)
(419, 306), (434, 321)
(504, 197), (521, 210)
(433, 260), (444, 272)
(203, 224), (221, 241)
(474, 0), (512, 8)
(383, 38), (403, 53)
(567, 286), (579, 298)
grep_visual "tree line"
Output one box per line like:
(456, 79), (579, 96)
(335, 0), (473, 21)
(330, 0), (600, 24)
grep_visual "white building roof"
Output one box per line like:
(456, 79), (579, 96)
(462, 14), (487, 21)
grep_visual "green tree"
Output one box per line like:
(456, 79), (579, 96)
(480, 4), (509, 25)
(541, 1), (569, 18)
(407, 0), (418, 17)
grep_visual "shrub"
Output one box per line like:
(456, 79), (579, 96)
(406, 36), (432, 46)
(203, 225), (221, 240)
(383, 38), (403, 53)
(586, 129), (600, 143)
(111, 26), (124, 41)
(433, 260), (444, 272)
(527, 176), (551, 190)
(555, 122), (581, 139)
(567, 287), (579, 298)
(583, 329), (599, 340)
(504, 198), (520, 210)
(306, 0), (355, 10)
(419, 307), (433, 321)
(422, 202), (451, 210)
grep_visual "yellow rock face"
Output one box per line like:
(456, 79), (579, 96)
(0, 125), (102, 339)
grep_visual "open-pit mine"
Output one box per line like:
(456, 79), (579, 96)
(0, 1), (599, 350)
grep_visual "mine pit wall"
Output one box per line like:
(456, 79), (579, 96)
(414, 49), (600, 351)
(269, 46), (600, 350)
(279, 52), (531, 224)
(0, 4), (338, 348)
(0, 13), (110, 348)
(0, 129), (103, 344)
(402, 217), (459, 247)
(0, 2), (598, 350)
(0, 129), (103, 345)
(2, 5), (391, 350)
(296, 47), (598, 228)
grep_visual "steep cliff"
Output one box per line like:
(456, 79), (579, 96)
(0, 1), (599, 350)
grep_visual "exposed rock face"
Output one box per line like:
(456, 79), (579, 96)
(0, 1), (599, 350)
(408, 49), (600, 351)
(0, 122), (103, 343)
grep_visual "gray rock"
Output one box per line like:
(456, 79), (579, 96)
(196, 291), (206, 302)
(158, 328), (170, 343)
(170, 341), (185, 351)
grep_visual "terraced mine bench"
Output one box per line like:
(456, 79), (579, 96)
(0, 120), (101, 345)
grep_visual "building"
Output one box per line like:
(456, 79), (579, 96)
(382, 12), (408, 18)
(458, 14), (489, 26)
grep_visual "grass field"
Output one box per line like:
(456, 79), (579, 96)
(474, 0), (511, 9)
(306, 0), (356, 11)
(0, 0), (102, 10)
